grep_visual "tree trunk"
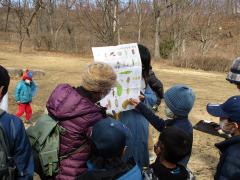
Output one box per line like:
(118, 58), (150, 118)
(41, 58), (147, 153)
(182, 39), (186, 56)
(117, 28), (121, 44)
(19, 38), (24, 52)
(4, 4), (11, 32)
(137, 0), (142, 42)
(154, 11), (161, 58)
(113, 2), (117, 33)
(153, 0), (161, 58)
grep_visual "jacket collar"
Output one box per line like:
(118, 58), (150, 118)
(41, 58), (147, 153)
(215, 135), (240, 152)
(75, 86), (95, 103)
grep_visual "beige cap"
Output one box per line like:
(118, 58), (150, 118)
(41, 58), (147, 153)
(81, 62), (117, 92)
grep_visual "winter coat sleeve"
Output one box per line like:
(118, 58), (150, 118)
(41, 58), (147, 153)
(12, 118), (34, 179)
(136, 102), (165, 132)
(30, 80), (37, 97)
(15, 82), (22, 102)
(147, 70), (164, 105)
(215, 150), (240, 180)
(144, 85), (158, 107)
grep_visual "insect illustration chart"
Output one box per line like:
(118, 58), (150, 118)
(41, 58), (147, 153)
(92, 43), (142, 114)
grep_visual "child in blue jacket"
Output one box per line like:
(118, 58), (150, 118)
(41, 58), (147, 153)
(129, 84), (195, 167)
(0, 65), (34, 179)
(77, 118), (142, 180)
(119, 45), (157, 168)
(207, 96), (240, 180)
(15, 70), (37, 123)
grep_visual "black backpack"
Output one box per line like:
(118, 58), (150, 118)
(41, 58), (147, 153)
(0, 110), (16, 180)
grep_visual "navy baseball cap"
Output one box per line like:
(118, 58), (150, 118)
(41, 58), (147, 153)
(207, 96), (240, 122)
(92, 117), (130, 158)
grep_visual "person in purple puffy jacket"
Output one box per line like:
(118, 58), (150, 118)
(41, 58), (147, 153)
(46, 62), (117, 180)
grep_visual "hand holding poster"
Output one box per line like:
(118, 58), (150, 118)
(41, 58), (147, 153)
(92, 43), (142, 114)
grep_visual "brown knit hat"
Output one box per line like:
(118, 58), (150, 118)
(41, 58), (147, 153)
(81, 62), (117, 92)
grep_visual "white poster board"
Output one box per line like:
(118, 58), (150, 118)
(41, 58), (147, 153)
(92, 43), (142, 114)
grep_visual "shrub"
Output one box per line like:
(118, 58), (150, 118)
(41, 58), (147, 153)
(171, 56), (231, 72)
(159, 40), (174, 59)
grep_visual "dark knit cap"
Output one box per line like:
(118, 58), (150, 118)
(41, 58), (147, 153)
(226, 57), (240, 84)
(164, 84), (195, 117)
(159, 127), (192, 164)
(0, 66), (10, 97)
(92, 117), (129, 158)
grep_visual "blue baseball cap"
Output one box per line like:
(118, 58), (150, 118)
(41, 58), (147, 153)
(207, 96), (240, 122)
(92, 117), (130, 158)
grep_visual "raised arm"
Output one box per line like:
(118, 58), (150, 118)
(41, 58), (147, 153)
(129, 98), (166, 132)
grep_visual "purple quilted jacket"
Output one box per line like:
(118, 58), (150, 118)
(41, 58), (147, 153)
(46, 84), (104, 180)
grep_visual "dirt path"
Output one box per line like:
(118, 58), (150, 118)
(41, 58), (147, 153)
(0, 46), (238, 180)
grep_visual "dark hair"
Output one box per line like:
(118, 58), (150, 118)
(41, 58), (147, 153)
(158, 127), (192, 164)
(0, 66), (10, 97)
(91, 140), (124, 159)
(90, 141), (125, 170)
(138, 44), (151, 80)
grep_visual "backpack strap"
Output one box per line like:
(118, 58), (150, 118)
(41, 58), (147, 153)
(59, 140), (89, 161)
(0, 110), (10, 155)
(0, 111), (16, 180)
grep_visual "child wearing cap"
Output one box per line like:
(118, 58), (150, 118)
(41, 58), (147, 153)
(226, 57), (240, 90)
(149, 127), (192, 180)
(15, 69), (37, 123)
(129, 84), (195, 167)
(207, 96), (240, 180)
(77, 117), (142, 180)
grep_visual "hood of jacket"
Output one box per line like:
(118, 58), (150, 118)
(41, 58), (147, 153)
(47, 84), (101, 120)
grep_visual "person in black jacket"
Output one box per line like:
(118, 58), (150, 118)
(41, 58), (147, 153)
(148, 66), (164, 111)
(129, 84), (195, 167)
(150, 127), (191, 180)
(207, 96), (240, 180)
(138, 44), (164, 112)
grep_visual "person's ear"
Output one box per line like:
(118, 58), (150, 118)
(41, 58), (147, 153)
(0, 86), (4, 100)
(223, 122), (239, 134)
(154, 143), (161, 156)
(121, 146), (127, 156)
(237, 84), (240, 90)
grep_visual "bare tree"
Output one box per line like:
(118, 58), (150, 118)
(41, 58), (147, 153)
(1, 0), (44, 52)
(153, 0), (161, 58)
(190, 0), (221, 55)
(77, 0), (129, 46)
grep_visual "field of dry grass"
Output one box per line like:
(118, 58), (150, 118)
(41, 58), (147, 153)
(0, 43), (238, 180)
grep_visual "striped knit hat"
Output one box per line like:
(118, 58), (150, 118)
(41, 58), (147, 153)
(226, 57), (240, 84)
(164, 84), (195, 117)
(81, 62), (117, 92)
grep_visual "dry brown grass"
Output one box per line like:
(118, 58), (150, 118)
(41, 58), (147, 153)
(0, 44), (238, 180)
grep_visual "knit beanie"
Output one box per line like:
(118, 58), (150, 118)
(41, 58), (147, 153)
(22, 70), (33, 81)
(164, 84), (195, 117)
(226, 57), (240, 84)
(81, 62), (117, 92)
(159, 127), (192, 164)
